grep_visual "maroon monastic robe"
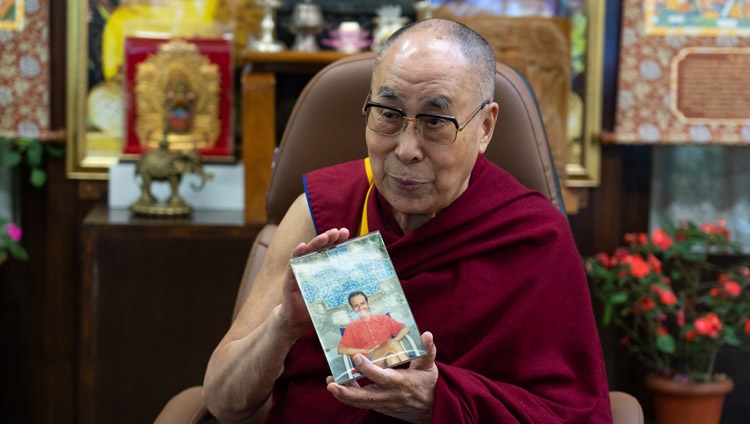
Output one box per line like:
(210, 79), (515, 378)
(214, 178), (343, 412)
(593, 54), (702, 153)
(265, 155), (612, 423)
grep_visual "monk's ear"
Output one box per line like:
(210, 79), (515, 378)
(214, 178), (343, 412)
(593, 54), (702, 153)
(477, 102), (499, 154)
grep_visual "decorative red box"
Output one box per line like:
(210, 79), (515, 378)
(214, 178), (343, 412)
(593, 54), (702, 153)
(122, 36), (234, 158)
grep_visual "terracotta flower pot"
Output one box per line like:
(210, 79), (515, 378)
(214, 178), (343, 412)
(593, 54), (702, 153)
(645, 374), (734, 424)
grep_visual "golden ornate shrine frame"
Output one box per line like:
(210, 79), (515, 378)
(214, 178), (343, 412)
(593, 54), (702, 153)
(66, 0), (117, 179)
(566, 0), (603, 187)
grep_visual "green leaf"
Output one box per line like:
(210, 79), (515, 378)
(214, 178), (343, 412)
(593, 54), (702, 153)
(2, 150), (21, 167)
(30, 168), (47, 187)
(45, 144), (65, 158)
(602, 302), (613, 326)
(7, 242), (28, 260)
(724, 328), (741, 347)
(656, 334), (676, 354)
(609, 292), (630, 304)
(26, 141), (43, 167)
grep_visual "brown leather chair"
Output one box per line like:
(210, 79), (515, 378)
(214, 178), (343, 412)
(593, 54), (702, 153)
(155, 53), (643, 424)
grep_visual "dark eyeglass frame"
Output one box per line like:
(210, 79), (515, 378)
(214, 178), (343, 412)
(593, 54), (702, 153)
(361, 98), (490, 145)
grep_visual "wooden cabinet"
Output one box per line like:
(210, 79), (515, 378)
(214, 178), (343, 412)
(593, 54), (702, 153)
(79, 205), (260, 424)
(240, 51), (349, 222)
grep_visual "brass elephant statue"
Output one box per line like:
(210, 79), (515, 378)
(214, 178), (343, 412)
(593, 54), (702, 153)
(130, 141), (214, 217)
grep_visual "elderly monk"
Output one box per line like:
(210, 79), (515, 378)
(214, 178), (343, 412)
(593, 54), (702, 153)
(203, 18), (612, 423)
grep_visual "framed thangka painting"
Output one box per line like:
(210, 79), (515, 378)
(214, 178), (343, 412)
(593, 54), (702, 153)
(611, 0), (750, 144)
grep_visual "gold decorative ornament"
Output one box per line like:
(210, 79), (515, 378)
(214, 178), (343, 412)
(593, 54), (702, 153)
(134, 38), (221, 152)
(130, 140), (214, 217)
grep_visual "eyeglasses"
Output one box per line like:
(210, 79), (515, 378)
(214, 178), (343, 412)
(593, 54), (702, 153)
(361, 99), (490, 145)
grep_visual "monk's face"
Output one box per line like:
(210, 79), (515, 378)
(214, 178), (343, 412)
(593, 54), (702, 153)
(349, 295), (371, 319)
(366, 32), (497, 222)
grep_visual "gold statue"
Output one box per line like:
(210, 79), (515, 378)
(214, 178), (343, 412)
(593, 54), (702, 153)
(130, 140), (214, 217)
(135, 38), (221, 151)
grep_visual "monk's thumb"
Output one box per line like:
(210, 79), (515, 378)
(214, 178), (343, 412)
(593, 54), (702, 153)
(411, 331), (437, 370)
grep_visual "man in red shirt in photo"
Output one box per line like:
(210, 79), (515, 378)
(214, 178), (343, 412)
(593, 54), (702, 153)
(338, 291), (411, 367)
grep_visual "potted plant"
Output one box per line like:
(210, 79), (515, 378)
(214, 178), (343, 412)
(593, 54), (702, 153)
(585, 220), (750, 424)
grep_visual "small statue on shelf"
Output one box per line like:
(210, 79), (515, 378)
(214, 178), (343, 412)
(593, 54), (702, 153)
(130, 139), (214, 217)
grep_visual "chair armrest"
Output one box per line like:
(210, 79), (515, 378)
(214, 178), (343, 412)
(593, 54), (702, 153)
(154, 386), (214, 424)
(609, 391), (644, 424)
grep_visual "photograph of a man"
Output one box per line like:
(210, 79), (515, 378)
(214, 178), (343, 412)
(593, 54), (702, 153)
(338, 291), (411, 368)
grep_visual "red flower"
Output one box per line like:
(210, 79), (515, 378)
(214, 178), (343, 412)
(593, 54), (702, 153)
(724, 281), (741, 297)
(659, 290), (677, 306)
(651, 229), (672, 250)
(677, 309), (685, 327)
(647, 254), (662, 274)
(701, 223), (717, 234)
(629, 254), (651, 278)
(650, 285), (677, 306)
(745, 318), (750, 334)
(612, 249), (628, 263)
(624, 232), (648, 247)
(694, 313), (722, 338)
(685, 330), (696, 341)
(657, 326), (668, 335)
(640, 298), (656, 312)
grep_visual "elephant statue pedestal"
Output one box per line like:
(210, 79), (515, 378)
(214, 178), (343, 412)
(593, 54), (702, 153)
(130, 141), (214, 217)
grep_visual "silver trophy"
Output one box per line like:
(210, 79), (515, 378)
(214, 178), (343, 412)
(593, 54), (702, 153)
(248, 0), (286, 52)
(290, 0), (324, 52)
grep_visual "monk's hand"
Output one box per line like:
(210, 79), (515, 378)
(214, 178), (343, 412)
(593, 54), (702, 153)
(280, 228), (351, 336)
(326, 332), (438, 424)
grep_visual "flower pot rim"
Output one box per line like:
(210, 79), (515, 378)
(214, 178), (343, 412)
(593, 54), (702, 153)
(645, 373), (734, 396)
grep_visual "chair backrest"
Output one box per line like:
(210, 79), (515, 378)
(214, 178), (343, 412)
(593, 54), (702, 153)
(232, 52), (564, 319)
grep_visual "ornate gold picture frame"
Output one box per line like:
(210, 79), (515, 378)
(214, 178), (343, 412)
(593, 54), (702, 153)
(66, 0), (119, 179)
(566, 0), (603, 187)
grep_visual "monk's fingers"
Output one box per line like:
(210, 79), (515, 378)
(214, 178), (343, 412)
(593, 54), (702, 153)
(409, 331), (437, 371)
(325, 227), (350, 246)
(293, 228), (351, 258)
(326, 375), (360, 388)
(327, 380), (391, 410)
(351, 354), (400, 387)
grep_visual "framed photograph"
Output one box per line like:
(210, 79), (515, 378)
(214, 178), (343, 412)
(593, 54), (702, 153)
(611, 0), (750, 144)
(431, 0), (604, 187)
(289, 232), (427, 384)
(66, 1), (236, 179)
